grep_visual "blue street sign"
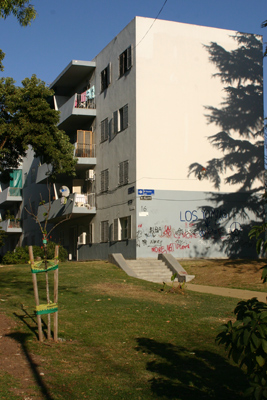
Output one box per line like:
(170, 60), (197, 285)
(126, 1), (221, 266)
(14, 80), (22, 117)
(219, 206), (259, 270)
(138, 189), (154, 196)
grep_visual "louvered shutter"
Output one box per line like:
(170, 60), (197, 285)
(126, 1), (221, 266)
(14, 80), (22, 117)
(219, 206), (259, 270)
(122, 104), (128, 130)
(127, 216), (131, 239)
(127, 46), (132, 70)
(124, 160), (129, 184)
(113, 110), (118, 134)
(114, 219), (119, 241)
(107, 63), (111, 86)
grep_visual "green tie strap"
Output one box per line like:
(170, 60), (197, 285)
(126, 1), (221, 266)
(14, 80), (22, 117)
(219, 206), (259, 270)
(36, 302), (58, 315)
(30, 260), (58, 274)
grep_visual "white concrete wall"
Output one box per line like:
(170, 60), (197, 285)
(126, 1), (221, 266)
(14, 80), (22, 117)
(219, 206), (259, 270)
(135, 17), (251, 193)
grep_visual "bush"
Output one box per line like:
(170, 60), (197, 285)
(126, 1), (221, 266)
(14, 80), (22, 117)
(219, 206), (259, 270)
(2, 246), (29, 265)
(2, 242), (68, 264)
(216, 298), (267, 399)
(46, 241), (68, 262)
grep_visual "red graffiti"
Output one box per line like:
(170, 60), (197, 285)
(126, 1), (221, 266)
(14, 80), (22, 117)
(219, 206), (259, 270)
(151, 246), (167, 253)
(161, 225), (172, 238)
(138, 224), (143, 228)
(151, 243), (190, 254)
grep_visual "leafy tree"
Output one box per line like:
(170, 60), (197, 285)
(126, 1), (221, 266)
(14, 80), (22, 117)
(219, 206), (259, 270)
(0, 1), (36, 70)
(0, 75), (76, 179)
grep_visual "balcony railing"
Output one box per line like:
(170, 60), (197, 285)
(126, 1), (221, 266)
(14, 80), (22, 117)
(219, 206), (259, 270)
(75, 93), (96, 110)
(8, 188), (22, 196)
(37, 192), (96, 222)
(0, 218), (22, 232)
(74, 193), (95, 209)
(74, 143), (96, 158)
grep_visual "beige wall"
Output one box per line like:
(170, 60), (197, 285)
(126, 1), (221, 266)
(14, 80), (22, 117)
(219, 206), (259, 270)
(135, 17), (253, 192)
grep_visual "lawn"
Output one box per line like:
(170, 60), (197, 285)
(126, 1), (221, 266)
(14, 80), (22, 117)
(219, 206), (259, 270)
(0, 260), (259, 400)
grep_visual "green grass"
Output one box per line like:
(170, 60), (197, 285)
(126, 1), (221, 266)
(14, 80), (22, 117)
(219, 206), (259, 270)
(0, 261), (249, 400)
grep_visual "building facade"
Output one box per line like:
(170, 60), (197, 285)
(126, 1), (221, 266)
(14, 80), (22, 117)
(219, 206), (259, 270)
(0, 17), (264, 260)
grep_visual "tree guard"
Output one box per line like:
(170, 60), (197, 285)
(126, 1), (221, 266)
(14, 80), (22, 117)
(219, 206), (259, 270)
(29, 245), (59, 342)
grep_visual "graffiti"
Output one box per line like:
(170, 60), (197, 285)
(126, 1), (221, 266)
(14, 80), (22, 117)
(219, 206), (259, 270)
(199, 227), (224, 240)
(230, 222), (241, 236)
(161, 225), (172, 238)
(180, 210), (198, 222)
(201, 208), (228, 222)
(137, 210), (230, 254)
(174, 228), (199, 240)
(151, 242), (190, 253)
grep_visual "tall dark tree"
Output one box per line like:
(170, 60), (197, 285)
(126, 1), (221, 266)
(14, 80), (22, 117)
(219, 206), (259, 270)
(188, 33), (264, 257)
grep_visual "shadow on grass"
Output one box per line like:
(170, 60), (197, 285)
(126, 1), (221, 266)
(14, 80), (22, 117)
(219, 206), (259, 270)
(14, 308), (48, 340)
(136, 338), (246, 399)
(6, 331), (54, 400)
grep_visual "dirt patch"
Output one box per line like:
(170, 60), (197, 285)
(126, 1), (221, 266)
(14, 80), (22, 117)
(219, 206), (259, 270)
(181, 259), (267, 290)
(0, 314), (49, 400)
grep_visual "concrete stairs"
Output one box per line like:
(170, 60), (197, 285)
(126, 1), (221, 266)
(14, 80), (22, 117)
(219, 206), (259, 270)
(126, 258), (174, 283)
(108, 253), (195, 284)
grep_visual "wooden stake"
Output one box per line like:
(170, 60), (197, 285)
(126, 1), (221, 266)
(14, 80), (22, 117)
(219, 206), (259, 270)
(54, 245), (59, 342)
(29, 246), (43, 342)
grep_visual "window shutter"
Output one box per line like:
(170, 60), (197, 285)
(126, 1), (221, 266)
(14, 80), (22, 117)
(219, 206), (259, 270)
(101, 169), (109, 192)
(119, 162), (123, 186)
(89, 223), (94, 243)
(119, 53), (124, 77)
(122, 104), (128, 130)
(113, 110), (118, 134)
(101, 170), (104, 192)
(124, 160), (129, 184)
(101, 120), (108, 142)
(127, 216), (131, 239)
(127, 46), (132, 70)
(101, 121), (105, 142)
(105, 169), (109, 191)
(107, 63), (111, 86)
(114, 219), (119, 241)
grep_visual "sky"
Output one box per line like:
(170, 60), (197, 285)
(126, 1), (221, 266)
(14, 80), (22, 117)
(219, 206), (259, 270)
(0, 0), (266, 109)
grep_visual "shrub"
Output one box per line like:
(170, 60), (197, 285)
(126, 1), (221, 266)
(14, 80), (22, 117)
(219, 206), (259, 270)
(46, 241), (68, 262)
(216, 298), (267, 399)
(2, 242), (68, 264)
(2, 246), (29, 265)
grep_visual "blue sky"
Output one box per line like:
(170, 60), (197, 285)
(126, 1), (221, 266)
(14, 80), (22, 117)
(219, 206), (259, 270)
(0, 0), (266, 109)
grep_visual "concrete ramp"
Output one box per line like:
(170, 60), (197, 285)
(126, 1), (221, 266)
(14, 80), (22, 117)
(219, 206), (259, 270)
(108, 253), (195, 284)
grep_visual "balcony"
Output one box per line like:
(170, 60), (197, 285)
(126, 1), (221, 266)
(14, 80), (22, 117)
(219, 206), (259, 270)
(37, 193), (96, 222)
(0, 187), (22, 206)
(0, 219), (22, 233)
(56, 93), (96, 133)
(74, 143), (96, 170)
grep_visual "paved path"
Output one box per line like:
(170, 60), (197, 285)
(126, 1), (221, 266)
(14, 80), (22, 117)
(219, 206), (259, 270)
(186, 284), (267, 302)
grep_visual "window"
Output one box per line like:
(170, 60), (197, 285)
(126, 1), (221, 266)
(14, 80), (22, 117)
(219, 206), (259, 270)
(119, 46), (132, 77)
(101, 63), (111, 92)
(113, 104), (128, 134)
(101, 118), (109, 142)
(100, 169), (109, 192)
(119, 160), (129, 186)
(114, 216), (131, 241)
(100, 220), (109, 243)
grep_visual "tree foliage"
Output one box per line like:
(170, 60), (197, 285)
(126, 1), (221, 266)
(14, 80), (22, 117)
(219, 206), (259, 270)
(0, 75), (76, 179)
(0, 0), (36, 26)
(216, 298), (267, 399)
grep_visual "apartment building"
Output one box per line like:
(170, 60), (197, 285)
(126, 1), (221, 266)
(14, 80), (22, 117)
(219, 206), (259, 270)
(0, 17), (264, 260)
